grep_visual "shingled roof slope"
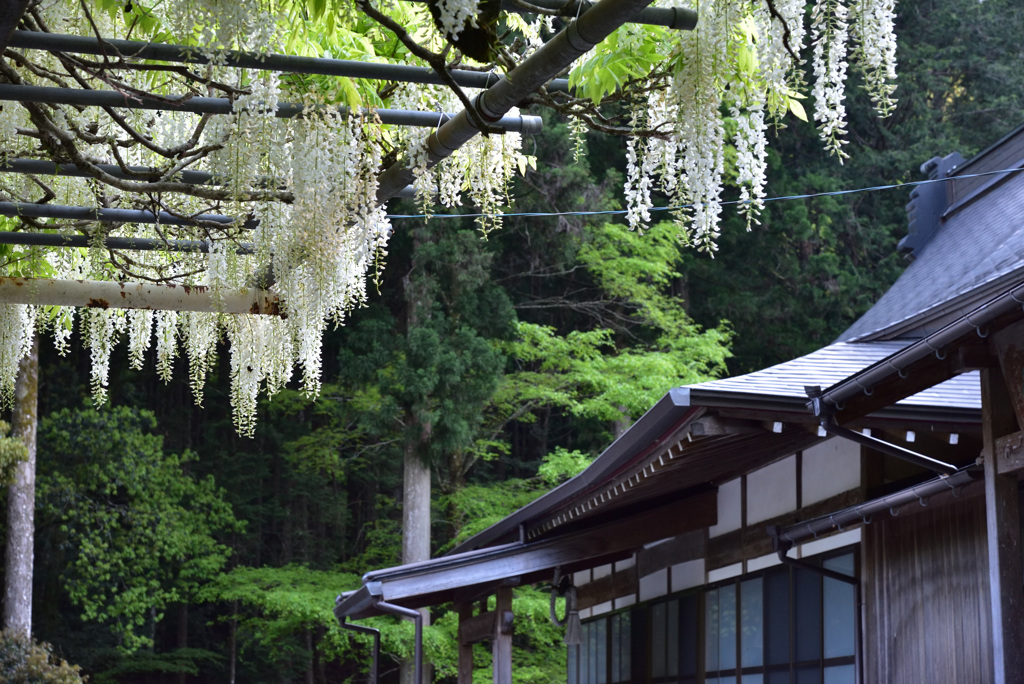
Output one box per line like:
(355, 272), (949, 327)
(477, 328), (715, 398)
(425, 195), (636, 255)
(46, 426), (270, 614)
(839, 129), (1024, 342)
(688, 340), (980, 410)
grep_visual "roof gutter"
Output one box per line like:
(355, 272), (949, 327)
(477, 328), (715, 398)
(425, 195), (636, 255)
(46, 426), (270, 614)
(810, 280), (1024, 416)
(769, 465), (982, 549)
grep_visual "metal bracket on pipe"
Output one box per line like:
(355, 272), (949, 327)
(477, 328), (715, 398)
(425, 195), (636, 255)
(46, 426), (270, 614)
(766, 525), (859, 586)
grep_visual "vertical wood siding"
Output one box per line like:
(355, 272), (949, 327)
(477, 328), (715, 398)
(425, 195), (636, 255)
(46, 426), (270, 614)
(862, 494), (992, 683)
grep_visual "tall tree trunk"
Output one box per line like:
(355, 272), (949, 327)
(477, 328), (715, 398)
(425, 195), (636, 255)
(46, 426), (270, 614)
(176, 603), (189, 684)
(400, 231), (432, 684)
(401, 432), (432, 566)
(4, 337), (38, 636)
(400, 416), (432, 684)
(229, 601), (238, 684)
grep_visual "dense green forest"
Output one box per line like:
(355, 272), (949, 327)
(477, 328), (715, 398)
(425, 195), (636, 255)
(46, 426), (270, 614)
(4, 0), (1024, 681)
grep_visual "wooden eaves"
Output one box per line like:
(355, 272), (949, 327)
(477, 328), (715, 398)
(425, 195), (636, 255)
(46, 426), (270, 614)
(336, 331), (984, 621)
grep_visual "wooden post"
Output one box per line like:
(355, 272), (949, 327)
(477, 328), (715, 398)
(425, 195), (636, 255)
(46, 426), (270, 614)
(457, 604), (474, 684)
(493, 587), (513, 684)
(981, 365), (1024, 684)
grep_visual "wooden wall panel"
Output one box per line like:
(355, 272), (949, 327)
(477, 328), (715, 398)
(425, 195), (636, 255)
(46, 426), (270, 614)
(862, 494), (992, 684)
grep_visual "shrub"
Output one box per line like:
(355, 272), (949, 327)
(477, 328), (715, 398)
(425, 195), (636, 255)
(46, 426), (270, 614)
(0, 630), (86, 683)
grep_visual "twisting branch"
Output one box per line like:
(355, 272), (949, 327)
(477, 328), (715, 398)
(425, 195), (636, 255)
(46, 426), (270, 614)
(354, 0), (503, 136)
(763, 0), (801, 63)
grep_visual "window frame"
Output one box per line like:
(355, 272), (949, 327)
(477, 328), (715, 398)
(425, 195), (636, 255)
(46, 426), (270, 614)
(568, 546), (860, 684)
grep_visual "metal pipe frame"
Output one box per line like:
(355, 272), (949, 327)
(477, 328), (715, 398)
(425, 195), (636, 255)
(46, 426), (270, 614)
(0, 230), (254, 254)
(375, 0), (659, 201)
(496, 0), (696, 29)
(0, 275), (281, 315)
(0, 158), (418, 200)
(9, 30), (570, 92)
(0, 84), (543, 134)
(0, 201), (254, 229)
(820, 418), (958, 476)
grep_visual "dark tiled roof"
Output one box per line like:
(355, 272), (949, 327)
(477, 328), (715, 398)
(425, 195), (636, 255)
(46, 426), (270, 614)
(839, 142), (1024, 343)
(687, 341), (980, 410)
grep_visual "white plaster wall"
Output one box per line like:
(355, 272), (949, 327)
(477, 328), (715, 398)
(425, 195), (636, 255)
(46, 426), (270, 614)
(639, 568), (668, 601)
(802, 438), (861, 505)
(707, 562), (742, 583)
(798, 528), (861, 558)
(670, 559), (705, 593)
(614, 594), (636, 610)
(747, 553), (782, 573)
(747, 455), (797, 525)
(709, 477), (742, 537)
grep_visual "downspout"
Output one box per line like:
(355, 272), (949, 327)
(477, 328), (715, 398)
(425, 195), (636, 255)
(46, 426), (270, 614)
(334, 593), (425, 684)
(336, 613), (381, 684)
(375, 600), (424, 684)
(767, 531), (861, 684)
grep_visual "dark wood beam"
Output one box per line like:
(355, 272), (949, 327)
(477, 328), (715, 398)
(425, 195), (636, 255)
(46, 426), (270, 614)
(952, 343), (993, 374)
(707, 488), (862, 570)
(452, 576), (520, 607)
(995, 322), (1024, 429)
(457, 604), (474, 684)
(981, 366), (1024, 684)
(458, 609), (497, 645)
(688, 416), (763, 438)
(374, 490), (716, 604)
(577, 565), (638, 611)
(636, 530), (705, 577)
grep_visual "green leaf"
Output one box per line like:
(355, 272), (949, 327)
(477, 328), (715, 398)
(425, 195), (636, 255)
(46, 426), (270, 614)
(789, 97), (808, 122)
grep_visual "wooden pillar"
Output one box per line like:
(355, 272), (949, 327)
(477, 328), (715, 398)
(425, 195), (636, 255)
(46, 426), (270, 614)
(981, 364), (1024, 684)
(456, 604), (474, 684)
(493, 587), (513, 684)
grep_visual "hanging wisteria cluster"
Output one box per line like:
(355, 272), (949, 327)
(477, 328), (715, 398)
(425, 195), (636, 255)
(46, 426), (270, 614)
(0, 0), (899, 434)
(621, 0), (898, 247)
(0, 0), (529, 435)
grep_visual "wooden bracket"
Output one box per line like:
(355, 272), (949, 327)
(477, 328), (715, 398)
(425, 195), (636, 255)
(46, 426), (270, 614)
(458, 610), (497, 645)
(996, 430), (1024, 475)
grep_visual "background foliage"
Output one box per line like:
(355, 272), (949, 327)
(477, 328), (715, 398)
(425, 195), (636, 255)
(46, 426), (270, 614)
(2, 0), (1024, 681)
